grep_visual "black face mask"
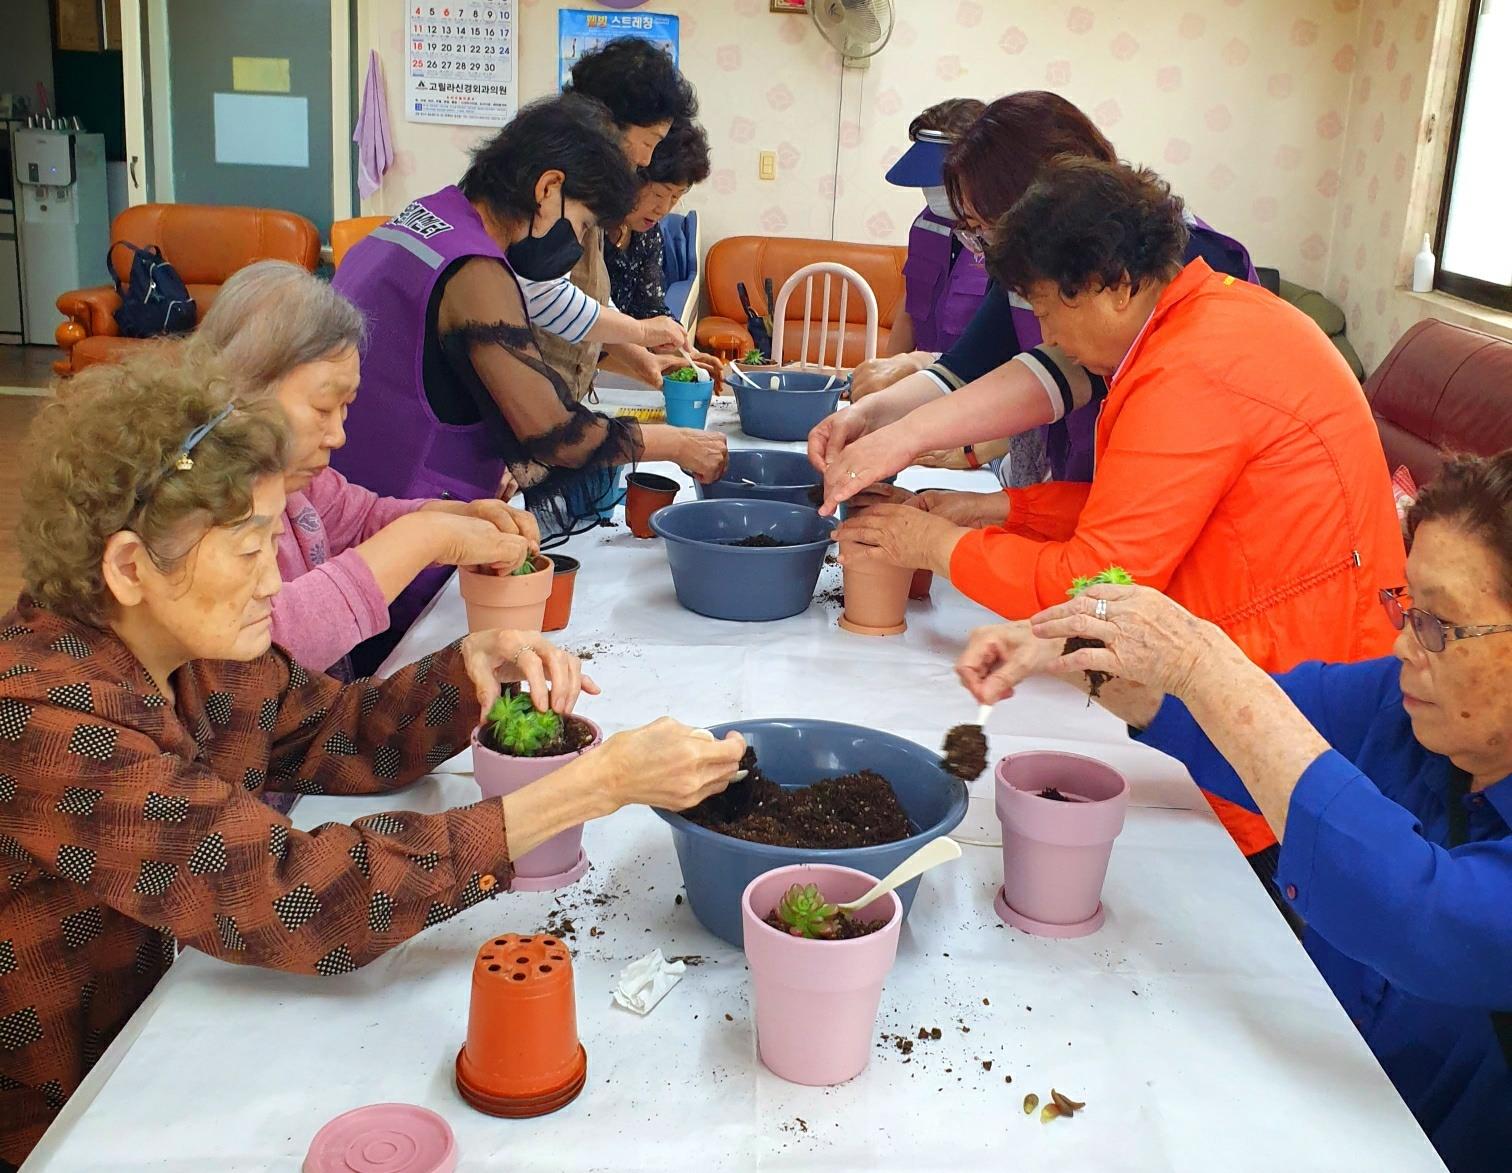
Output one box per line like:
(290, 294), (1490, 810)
(506, 188), (584, 281)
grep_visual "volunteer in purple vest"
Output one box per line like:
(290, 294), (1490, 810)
(192, 261), (540, 683)
(812, 91), (1257, 518)
(331, 95), (726, 674)
(854, 98), (986, 380)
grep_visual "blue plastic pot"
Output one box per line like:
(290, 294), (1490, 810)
(649, 499), (836, 622)
(733, 370), (848, 442)
(662, 375), (714, 429)
(656, 719), (969, 948)
(695, 448), (823, 508)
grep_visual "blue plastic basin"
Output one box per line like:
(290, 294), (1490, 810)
(655, 718), (969, 948)
(695, 448), (823, 508)
(649, 499), (836, 621)
(733, 370), (848, 441)
(662, 375), (713, 429)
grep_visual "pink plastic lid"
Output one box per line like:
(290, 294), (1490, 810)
(303, 1104), (457, 1173)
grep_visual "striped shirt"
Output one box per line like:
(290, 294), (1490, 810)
(515, 274), (606, 343)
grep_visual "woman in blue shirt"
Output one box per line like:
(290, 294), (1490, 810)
(955, 449), (1512, 1173)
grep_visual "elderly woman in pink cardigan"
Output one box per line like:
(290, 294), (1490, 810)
(193, 261), (539, 679)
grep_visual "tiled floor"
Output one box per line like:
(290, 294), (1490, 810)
(0, 344), (64, 390)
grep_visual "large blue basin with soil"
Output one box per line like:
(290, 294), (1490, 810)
(695, 448), (824, 508)
(655, 718), (969, 948)
(733, 370), (849, 442)
(649, 499), (836, 622)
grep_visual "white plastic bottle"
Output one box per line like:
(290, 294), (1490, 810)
(1411, 233), (1436, 293)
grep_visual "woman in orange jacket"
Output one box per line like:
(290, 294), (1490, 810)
(833, 159), (1406, 860)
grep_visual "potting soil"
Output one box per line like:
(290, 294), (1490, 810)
(724, 534), (788, 548)
(1064, 636), (1112, 697)
(482, 714), (596, 758)
(940, 723), (989, 781)
(688, 748), (914, 848)
(761, 910), (888, 939)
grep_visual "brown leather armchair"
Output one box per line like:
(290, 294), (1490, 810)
(1363, 318), (1512, 485)
(696, 236), (906, 364)
(54, 203), (321, 376)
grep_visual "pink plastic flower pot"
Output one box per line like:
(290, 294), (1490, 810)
(994, 750), (1129, 937)
(741, 863), (902, 1086)
(470, 717), (602, 892)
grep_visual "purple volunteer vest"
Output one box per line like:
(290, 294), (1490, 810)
(1012, 214), (1258, 484)
(903, 209), (990, 354)
(331, 185), (514, 651)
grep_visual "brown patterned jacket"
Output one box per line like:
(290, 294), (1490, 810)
(0, 603), (510, 1163)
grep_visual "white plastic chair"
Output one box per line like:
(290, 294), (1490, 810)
(769, 262), (879, 371)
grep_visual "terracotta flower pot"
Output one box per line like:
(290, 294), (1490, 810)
(742, 863), (902, 1086)
(625, 471), (680, 538)
(838, 541), (912, 636)
(455, 932), (587, 1118)
(458, 557), (554, 634)
(471, 716), (601, 891)
(908, 568), (933, 601)
(994, 751), (1130, 938)
(541, 555), (579, 632)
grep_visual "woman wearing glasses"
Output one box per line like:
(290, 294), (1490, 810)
(818, 90), (1254, 498)
(955, 449), (1512, 1173)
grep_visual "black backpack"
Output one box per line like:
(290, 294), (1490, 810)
(109, 241), (197, 339)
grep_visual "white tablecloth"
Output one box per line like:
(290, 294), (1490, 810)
(25, 391), (1443, 1171)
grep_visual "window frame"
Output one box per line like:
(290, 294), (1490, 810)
(1433, 0), (1511, 311)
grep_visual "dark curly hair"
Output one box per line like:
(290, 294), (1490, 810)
(943, 92), (1116, 224)
(20, 345), (288, 625)
(643, 119), (711, 187)
(1408, 451), (1512, 603)
(460, 94), (638, 228)
(908, 97), (985, 142)
(987, 158), (1190, 299)
(565, 37), (697, 129)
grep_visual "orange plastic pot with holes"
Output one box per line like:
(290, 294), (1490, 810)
(542, 555), (580, 632)
(455, 932), (587, 1117)
(908, 568), (933, 601)
(625, 472), (680, 538)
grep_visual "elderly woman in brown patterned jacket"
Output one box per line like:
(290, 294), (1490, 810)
(0, 348), (745, 1168)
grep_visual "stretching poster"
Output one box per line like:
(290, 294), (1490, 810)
(557, 8), (679, 90)
(405, 2), (517, 126)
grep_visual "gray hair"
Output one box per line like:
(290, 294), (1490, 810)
(192, 260), (366, 398)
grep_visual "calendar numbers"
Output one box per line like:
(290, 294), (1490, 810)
(407, 2), (516, 126)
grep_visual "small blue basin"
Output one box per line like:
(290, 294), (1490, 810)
(733, 370), (848, 442)
(695, 448), (823, 508)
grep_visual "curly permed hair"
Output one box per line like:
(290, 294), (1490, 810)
(20, 344), (288, 625)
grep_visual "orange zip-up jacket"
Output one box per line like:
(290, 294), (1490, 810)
(949, 259), (1406, 856)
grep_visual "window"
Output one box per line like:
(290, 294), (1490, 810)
(1435, 0), (1511, 311)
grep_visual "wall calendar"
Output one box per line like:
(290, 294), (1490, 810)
(405, 2), (517, 126)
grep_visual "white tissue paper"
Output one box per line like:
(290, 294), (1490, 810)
(612, 949), (686, 1016)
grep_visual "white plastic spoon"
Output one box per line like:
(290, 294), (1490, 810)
(835, 836), (963, 914)
(728, 361), (761, 389)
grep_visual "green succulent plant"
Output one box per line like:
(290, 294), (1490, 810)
(484, 691), (563, 756)
(509, 556), (540, 577)
(664, 366), (702, 383)
(1067, 565), (1135, 598)
(775, 882), (842, 939)
(742, 348), (767, 365)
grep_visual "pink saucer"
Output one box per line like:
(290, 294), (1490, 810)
(304, 1103), (457, 1173)
(994, 886), (1105, 938)
(509, 848), (590, 893)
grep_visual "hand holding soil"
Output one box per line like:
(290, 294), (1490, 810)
(460, 630), (598, 717)
(1029, 583), (1227, 704)
(599, 717), (748, 814)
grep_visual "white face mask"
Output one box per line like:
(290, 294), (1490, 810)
(923, 186), (955, 219)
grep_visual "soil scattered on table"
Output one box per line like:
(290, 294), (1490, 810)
(687, 747), (913, 848)
(669, 954), (706, 966)
(940, 722), (989, 781)
(762, 909), (887, 939)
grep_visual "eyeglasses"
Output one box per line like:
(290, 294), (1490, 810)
(953, 227), (986, 261)
(1379, 587), (1512, 653)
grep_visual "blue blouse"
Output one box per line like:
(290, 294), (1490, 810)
(1139, 657), (1512, 1173)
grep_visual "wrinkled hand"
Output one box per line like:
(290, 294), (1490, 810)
(955, 622), (1062, 704)
(841, 483), (917, 514)
(610, 343), (666, 388)
(849, 354), (926, 401)
(639, 316), (689, 352)
(914, 489), (1009, 529)
(462, 497), (540, 549)
(818, 425), (918, 516)
(806, 404), (873, 473)
(460, 631), (599, 716)
(1028, 583), (1221, 700)
(676, 429), (730, 483)
(600, 718), (748, 812)
(432, 513), (533, 574)
(834, 503), (965, 576)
